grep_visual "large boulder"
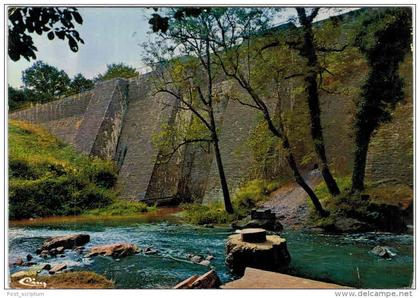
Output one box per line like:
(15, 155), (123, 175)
(38, 234), (90, 252)
(85, 243), (140, 258)
(174, 270), (221, 289)
(232, 208), (283, 231)
(225, 229), (290, 276)
(332, 217), (370, 233)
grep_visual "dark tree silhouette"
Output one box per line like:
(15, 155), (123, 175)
(148, 7), (207, 33)
(8, 7), (84, 61)
(68, 73), (94, 95)
(292, 8), (341, 197)
(351, 8), (412, 192)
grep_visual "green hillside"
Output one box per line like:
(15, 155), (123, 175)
(8, 120), (118, 219)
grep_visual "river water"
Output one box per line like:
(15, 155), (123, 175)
(8, 210), (413, 289)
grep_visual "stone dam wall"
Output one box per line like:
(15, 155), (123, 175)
(9, 62), (413, 204)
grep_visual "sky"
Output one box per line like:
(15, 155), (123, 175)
(7, 7), (358, 88)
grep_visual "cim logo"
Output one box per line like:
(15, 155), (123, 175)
(18, 277), (47, 288)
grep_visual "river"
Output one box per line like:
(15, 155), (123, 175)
(8, 209), (413, 289)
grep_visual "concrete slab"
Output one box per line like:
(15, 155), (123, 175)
(222, 267), (351, 289)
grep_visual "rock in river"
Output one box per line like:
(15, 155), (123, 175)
(85, 243), (140, 258)
(38, 234), (90, 252)
(13, 258), (24, 266)
(190, 255), (203, 264)
(199, 260), (211, 266)
(371, 246), (397, 259)
(144, 247), (158, 255)
(225, 228), (291, 275)
(49, 263), (67, 274)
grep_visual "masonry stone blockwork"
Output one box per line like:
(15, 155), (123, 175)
(10, 64), (413, 204)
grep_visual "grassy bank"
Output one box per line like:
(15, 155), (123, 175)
(10, 271), (114, 289)
(84, 199), (157, 216)
(309, 176), (413, 232)
(181, 179), (281, 225)
(8, 120), (120, 219)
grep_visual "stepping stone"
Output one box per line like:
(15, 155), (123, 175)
(240, 228), (267, 243)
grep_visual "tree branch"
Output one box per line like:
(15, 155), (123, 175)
(158, 138), (213, 164)
(234, 96), (262, 110)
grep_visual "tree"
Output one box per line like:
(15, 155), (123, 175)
(203, 8), (328, 216)
(68, 73), (94, 95)
(8, 7), (84, 62)
(94, 63), (139, 82)
(22, 61), (70, 102)
(350, 8), (412, 192)
(145, 8), (234, 213)
(148, 7), (208, 33)
(285, 8), (341, 196)
(8, 86), (29, 111)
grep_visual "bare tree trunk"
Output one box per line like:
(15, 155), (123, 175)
(286, 151), (328, 217)
(228, 80), (328, 216)
(205, 35), (234, 214)
(351, 129), (371, 193)
(213, 138), (234, 213)
(275, 125), (328, 217)
(296, 8), (341, 197)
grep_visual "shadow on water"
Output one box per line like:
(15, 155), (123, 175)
(8, 209), (414, 289)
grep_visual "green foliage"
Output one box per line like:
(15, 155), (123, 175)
(67, 73), (94, 95)
(309, 175), (413, 229)
(95, 63), (138, 82)
(11, 64), (93, 109)
(84, 200), (155, 216)
(21, 61), (71, 102)
(180, 203), (237, 225)
(181, 178), (281, 225)
(351, 8), (412, 191)
(8, 85), (39, 111)
(355, 8), (412, 129)
(233, 179), (276, 209)
(8, 7), (84, 62)
(247, 119), (281, 177)
(8, 120), (118, 219)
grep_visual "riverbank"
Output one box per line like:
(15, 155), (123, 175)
(10, 271), (113, 289)
(8, 214), (414, 289)
(9, 207), (181, 227)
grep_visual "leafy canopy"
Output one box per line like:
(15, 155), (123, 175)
(22, 61), (71, 101)
(354, 7), (412, 129)
(94, 63), (139, 82)
(8, 7), (84, 62)
(68, 73), (94, 95)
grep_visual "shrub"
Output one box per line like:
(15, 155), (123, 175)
(8, 120), (118, 219)
(180, 203), (237, 225)
(181, 178), (281, 225)
(84, 200), (152, 216)
(309, 175), (413, 230)
(9, 158), (37, 179)
(233, 178), (280, 211)
(89, 158), (118, 189)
